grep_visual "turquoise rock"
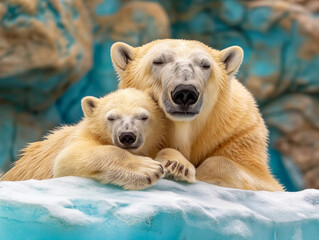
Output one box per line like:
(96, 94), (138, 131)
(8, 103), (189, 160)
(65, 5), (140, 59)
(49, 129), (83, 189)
(0, 105), (15, 171)
(0, 0), (93, 111)
(245, 7), (272, 31)
(1, 0), (319, 189)
(0, 104), (61, 172)
(220, 0), (245, 25)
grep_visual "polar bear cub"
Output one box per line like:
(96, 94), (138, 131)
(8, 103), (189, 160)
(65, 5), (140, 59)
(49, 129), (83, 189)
(1, 88), (167, 190)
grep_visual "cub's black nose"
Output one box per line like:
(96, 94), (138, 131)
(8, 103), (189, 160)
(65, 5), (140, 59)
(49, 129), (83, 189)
(119, 132), (136, 146)
(171, 85), (199, 107)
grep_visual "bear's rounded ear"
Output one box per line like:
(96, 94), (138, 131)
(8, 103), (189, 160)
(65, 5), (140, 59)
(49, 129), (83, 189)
(220, 46), (244, 76)
(111, 42), (135, 77)
(81, 96), (99, 118)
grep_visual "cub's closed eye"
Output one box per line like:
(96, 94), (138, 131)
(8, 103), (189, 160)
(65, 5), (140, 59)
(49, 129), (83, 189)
(107, 116), (118, 121)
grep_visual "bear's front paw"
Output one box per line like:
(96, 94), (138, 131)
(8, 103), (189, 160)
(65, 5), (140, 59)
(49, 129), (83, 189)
(163, 160), (196, 183)
(122, 157), (164, 190)
(155, 148), (196, 183)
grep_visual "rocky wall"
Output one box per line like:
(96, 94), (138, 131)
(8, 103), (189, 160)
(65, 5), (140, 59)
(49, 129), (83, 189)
(1, 0), (318, 189)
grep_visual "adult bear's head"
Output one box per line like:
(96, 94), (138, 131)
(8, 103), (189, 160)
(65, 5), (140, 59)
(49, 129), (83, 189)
(111, 39), (243, 122)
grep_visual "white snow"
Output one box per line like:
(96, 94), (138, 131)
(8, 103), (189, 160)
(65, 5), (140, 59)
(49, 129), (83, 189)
(0, 177), (319, 240)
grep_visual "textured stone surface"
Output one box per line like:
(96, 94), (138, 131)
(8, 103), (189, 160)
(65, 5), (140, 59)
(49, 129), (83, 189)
(0, 0), (93, 111)
(0, 103), (61, 171)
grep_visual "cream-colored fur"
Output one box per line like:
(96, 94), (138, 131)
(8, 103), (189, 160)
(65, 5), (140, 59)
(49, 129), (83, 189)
(111, 39), (284, 191)
(1, 88), (166, 190)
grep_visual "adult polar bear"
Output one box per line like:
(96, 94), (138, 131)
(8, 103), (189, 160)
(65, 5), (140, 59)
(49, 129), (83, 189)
(111, 39), (283, 191)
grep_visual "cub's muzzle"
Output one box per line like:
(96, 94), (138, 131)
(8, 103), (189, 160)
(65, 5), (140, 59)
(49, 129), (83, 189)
(119, 132), (136, 147)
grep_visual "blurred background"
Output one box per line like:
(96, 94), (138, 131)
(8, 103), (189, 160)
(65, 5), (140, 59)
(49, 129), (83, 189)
(0, 0), (318, 191)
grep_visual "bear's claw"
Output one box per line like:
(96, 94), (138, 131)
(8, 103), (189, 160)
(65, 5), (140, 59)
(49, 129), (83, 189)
(155, 148), (196, 183)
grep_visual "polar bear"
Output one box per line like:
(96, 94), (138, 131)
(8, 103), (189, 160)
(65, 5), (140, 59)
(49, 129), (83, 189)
(1, 88), (167, 190)
(111, 39), (284, 191)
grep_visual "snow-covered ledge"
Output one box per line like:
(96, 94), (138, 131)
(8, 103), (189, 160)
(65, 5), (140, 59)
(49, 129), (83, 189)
(1, 177), (319, 240)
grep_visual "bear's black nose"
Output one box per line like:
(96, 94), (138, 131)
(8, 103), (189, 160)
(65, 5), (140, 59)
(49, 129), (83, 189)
(171, 85), (199, 107)
(119, 132), (136, 146)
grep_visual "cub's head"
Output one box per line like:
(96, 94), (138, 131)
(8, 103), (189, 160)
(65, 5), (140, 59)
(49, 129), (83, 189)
(111, 39), (243, 121)
(81, 88), (165, 156)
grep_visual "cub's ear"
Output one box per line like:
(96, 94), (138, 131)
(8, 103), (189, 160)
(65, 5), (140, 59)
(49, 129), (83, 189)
(111, 42), (135, 77)
(81, 96), (99, 117)
(220, 46), (243, 76)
